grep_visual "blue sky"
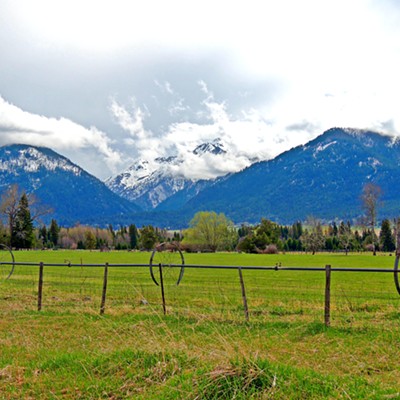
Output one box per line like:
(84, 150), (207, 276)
(1, 0), (400, 179)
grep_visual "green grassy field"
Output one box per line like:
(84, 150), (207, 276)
(0, 250), (399, 399)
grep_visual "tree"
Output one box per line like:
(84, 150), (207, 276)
(379, 219), (395, 252)
(139, 225), (158, 251)
(38, 225), (48, 247)
(184, 211), (237, 252)
(301, 217), (325, 255)
(13, 193), (34, 249)
(1, 184), (52, 247)
(361, 183), (381, 255)
(0, 185), (20, 246)
(49, 219), (60, 247)
(338, 221), (353, 255)
(128, 224), (139, 249)
(84, 230), (97, 250)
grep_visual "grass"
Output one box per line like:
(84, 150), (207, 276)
(0, 250), (399, 398)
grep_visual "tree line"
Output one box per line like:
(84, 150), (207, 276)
(0, 183), (397, 254)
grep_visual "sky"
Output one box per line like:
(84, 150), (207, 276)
(1, 0), (400, 180)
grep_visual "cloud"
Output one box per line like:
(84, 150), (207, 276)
(2, 0), (400, 184)
(0, 96), (123, 178)
(110, 83), (318, 180)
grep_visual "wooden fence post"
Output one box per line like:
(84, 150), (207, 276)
(100, 263), (109, 315)
(238, 267), (249, 322)
(324, 264), (331, 327)
(37, 262), (44, 311)
(159, 263), (166, 315)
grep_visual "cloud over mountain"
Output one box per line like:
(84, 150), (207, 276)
(0, 96), (124, 177)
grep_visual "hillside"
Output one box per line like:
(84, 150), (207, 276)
(176, 128), (400, 225)
(0, 144), (141, 226)
(1, 128), (400, 228)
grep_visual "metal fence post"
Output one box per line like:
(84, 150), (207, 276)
(37, 262), (44, 311)
(158, 263), (167, 315)
(100, 263), (109, 315)
(238, 267), (249, 322)
(324, 264), (331, 327)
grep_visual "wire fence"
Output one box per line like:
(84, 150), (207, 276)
(1, 256), (399, 329)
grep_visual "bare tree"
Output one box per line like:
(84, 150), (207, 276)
(301, 216), (325, 255)
(0, 185), (20, 246)
(361, 183), (382, 255)
(0, 184), (53, 246)
(395, 218), (400, 257)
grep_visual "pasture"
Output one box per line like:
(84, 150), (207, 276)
(0, 250), (399, 399)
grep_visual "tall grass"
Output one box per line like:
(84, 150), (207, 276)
(0, 250), (399, 398)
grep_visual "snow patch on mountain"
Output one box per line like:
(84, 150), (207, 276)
(106, 138), (242, 210)
(314, 141), (337, 156)
(0, 146), (81, 176)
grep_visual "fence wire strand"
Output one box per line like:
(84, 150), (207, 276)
(1, 260), (399, 327)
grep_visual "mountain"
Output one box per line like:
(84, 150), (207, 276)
(0, 144), (141, 226)
(2, 128), (399, 229)
(174, 128), (400, 225)
(105, 138), (229, 210)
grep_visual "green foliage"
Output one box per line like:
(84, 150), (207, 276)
(49, 219), (59, 247)
(84, 230), (97, 250)
(128, 223), (139, 249)
(139, 225), (158, 250)
(183, 211), (238, 251)
(379, 219), (395, 252)
(13, 193), (34, 249)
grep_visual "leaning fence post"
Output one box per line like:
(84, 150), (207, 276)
(38, 262), (44, 311)
(238, 267), (249, 322)
(100, 263), (109, 315)
(324, 264), (331, 327)
(159, 263), (167, 315)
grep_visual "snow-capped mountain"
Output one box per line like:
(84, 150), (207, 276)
(0, 144), (140, 225)
(3, 128), (400, 229)
(0, 145), (81, 178)
(106, 138), (232, 210)
(192, 138), (227, 155)
(177, 127), (400, 224)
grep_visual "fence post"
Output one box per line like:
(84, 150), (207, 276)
(238, 267), (249, 322)
(324, 264), (331, 327)
(159, 263), (166, 315)
(100, 263), (109, 315)
(38, 262), (44, 311)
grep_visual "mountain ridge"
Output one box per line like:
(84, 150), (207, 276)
(177, 127), (400, 225)
(0, 143), (141, 226)
(1, 128), (400, 228)
(105, 138), (233, 210)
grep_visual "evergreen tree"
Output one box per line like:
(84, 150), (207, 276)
(332, 222), (338, 236)
(379, 219), (395, 252)
(128, 224), (139, 249)
(14, 193), (34, 249)
(39, 225), (48, 247)
(49, 219), (59, 247)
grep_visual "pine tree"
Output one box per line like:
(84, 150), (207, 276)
(128, 224), (139, 249)
(49, 219), (59, 247)
(14, 193), (34, 249)
(379, 219), (395, 252)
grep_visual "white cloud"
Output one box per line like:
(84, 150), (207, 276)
(0, 96), (123, 177)
(110, 83), (317, 180)
(2, 0), (400, 183)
